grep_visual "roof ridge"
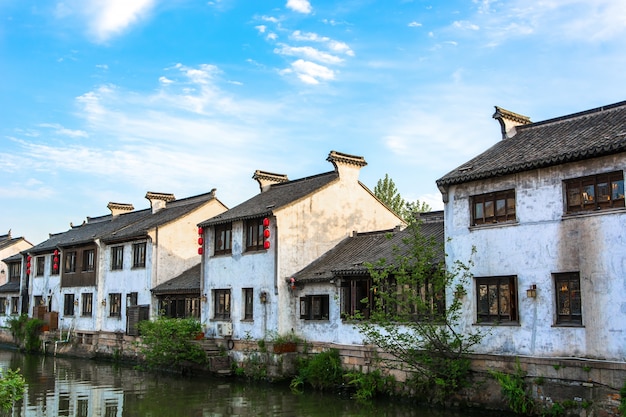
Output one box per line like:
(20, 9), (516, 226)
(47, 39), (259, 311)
(519, 100), (626, 131)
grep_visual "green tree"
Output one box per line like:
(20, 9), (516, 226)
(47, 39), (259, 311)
(0, 368), (25, 412)
(137, 317), (206, 371)
(374, 174), (431, 223)
(355, 220), (483, 403)
(374, 174), (405, 215)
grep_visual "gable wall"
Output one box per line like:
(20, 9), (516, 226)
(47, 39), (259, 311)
(445, 153), (626, 360)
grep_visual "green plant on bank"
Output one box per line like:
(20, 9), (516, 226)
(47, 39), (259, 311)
(0, 368), (25, 412)
(7, 314), (44, 353)
(541, 402), (564, 417)
(137, 317), (206, 371)
(354, 220), (484, 403)
(290, 349), (344, 393)
(619, 379), (626, 416)
(267, 330), (303, 345)
(489, 358), (535, 415)
(346, 369), (396, 401)
(238, 352), (268, 380)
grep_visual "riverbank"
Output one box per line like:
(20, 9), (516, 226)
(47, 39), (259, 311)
(1, 328), (624, 416)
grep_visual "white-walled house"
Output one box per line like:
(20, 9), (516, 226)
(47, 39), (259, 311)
(291, 211), (444, 345)
(0, 231), (32, 286)
(26, 190), (227, 336)
(436, 101), (626, 361)
(198, 151), (404, 341)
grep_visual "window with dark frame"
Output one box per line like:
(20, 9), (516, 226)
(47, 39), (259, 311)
(8, 262), (20, 281)
(36, 256), (45, 276)
(10, 297), (18, 315)
(565, 171), (625, 213)
(109, 293), (122, 317)
(0, 298), (6, 316)
(245, 218), (265, 251)
(476, 276), (518, 323)
(243, 288), (254, 320)
(554, 272), (582, 325)
(471, 189), (516, 225)
(64, 251), (77, 273)
(81, 293), (93, 317)
(340, 279), (372, 319)
(111, 246), (124, 270)
(64, 293), (75, 316)
(300, 294), (330, 320)
(132, 243), (146, 268)
(213, 289), (231, 319)
(214, 223), (232, 255)
(82, 249), (95, 272)
(127, 292), (138, 307)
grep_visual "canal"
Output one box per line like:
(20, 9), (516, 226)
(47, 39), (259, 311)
(1, 349), (507, 416)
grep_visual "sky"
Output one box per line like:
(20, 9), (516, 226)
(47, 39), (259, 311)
(2, 0), (626, 245)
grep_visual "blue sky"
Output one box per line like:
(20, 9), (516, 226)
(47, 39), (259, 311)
(2, 0), (626, 245)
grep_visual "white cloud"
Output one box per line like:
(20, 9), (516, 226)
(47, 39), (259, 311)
(281, 59), (335, 84)
(159, 76), (174, 85)
(408, 21), (422, 27)
(274, 45), (344, 65)
(453, 20), (480, 30)
(38, 123), (89, 138)
(56, 0), (156, 43)
(291, 31), (354, 56)
(255, 25), (267, 34)
(286, 0), (312, 14)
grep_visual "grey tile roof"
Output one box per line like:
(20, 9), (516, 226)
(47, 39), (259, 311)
(0, 280), (20, 293)
(199, 171), (338, 227)
(27, 191), (219, 253)
(2, 254), (22, 263)
(437, 101), (626, 187)
(152, 264), (200, 295)
(292, 211), (444, 283)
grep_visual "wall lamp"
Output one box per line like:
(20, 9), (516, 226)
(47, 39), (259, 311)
(526, 284), (537, 298)
(101, 299), (107, 306)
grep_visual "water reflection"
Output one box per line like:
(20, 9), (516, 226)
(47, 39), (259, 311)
(0, 349), (502, 417)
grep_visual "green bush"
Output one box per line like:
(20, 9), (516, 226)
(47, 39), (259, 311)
(7, 315), (44, 353)
(0, 368), (25, 411)
(137, 317), (206, 371)
(489, 358), (535, 415)
(290, 349), (343, 392)
(346, 369), (396, 401)
(619, 379), (626, 416)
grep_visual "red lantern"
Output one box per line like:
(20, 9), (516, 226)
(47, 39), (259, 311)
(198, 237), (204, 246)
(27, 256), (31, 262)
(26, 261), (31, 268)
(54, 256), (59, 264)
(198, 247), (204, 255)
(197, 227), (203, 235)
(263, 218), (270, 227)
(263, 241), (270, 250)
(26, 269), (31, 275)
(53, 264), (59, 270)
(263, 229), (270, 238)
(54, 249), (59, 256)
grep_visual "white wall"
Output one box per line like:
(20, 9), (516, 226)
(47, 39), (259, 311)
(444, 155), (626, 361)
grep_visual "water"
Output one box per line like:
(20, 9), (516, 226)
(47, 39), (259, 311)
(0, 349), (504, 417)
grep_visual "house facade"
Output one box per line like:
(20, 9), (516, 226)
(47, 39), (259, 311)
(198, 151), (404, 341)
(0, 231), (32, 286)
(26, 190), (227, 336)
(436, 101), (626, 361)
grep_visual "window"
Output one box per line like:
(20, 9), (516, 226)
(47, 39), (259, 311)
(471, 189), (516, 225)
(81, 293), (93, 317)
(64, 294), (75, 316)
(158, 296), (200, 318)
(111, 246), (124, 270)
(34, 296), (43, 308)
(565, 171), (625, 213)
(554, 272), (582, 325)
(82, 249), (95, 272)
(127, 292), (138, 307)
(214, 223), (232, 255)
(300, 295), (330, 320)
(64, 251), (76, 273)
(109, 293), (122, 317)
(476, 276), (518, 323)
(340, 279), (372, 319)
(36, 256), (45, 276)
(245, 218), (264, 251)
(9, 262), (21, 281)
(213, 289), (231, 319)
(10, 297), (18, 315)
(0, 298), (6, 316)
(132, 243), (146, 268)
(243, 288), (254, 320)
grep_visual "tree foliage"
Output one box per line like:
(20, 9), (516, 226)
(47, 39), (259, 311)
(355, 220), (482, 402)
(0, 368), (25, 412)
(374, 174), (431, 224)
(137, 317), (206, 371)
(8, 314), (44, 353)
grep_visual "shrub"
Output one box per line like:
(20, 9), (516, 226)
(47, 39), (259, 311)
(0, 368), (25, 411)
(137, 317), (206, 371)
(290, 349), (343, 392)
(7, 315), (44, 353)
(489, 358), (535, 415)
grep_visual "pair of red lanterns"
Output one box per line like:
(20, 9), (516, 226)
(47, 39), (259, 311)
(26, 256), (31, 275)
